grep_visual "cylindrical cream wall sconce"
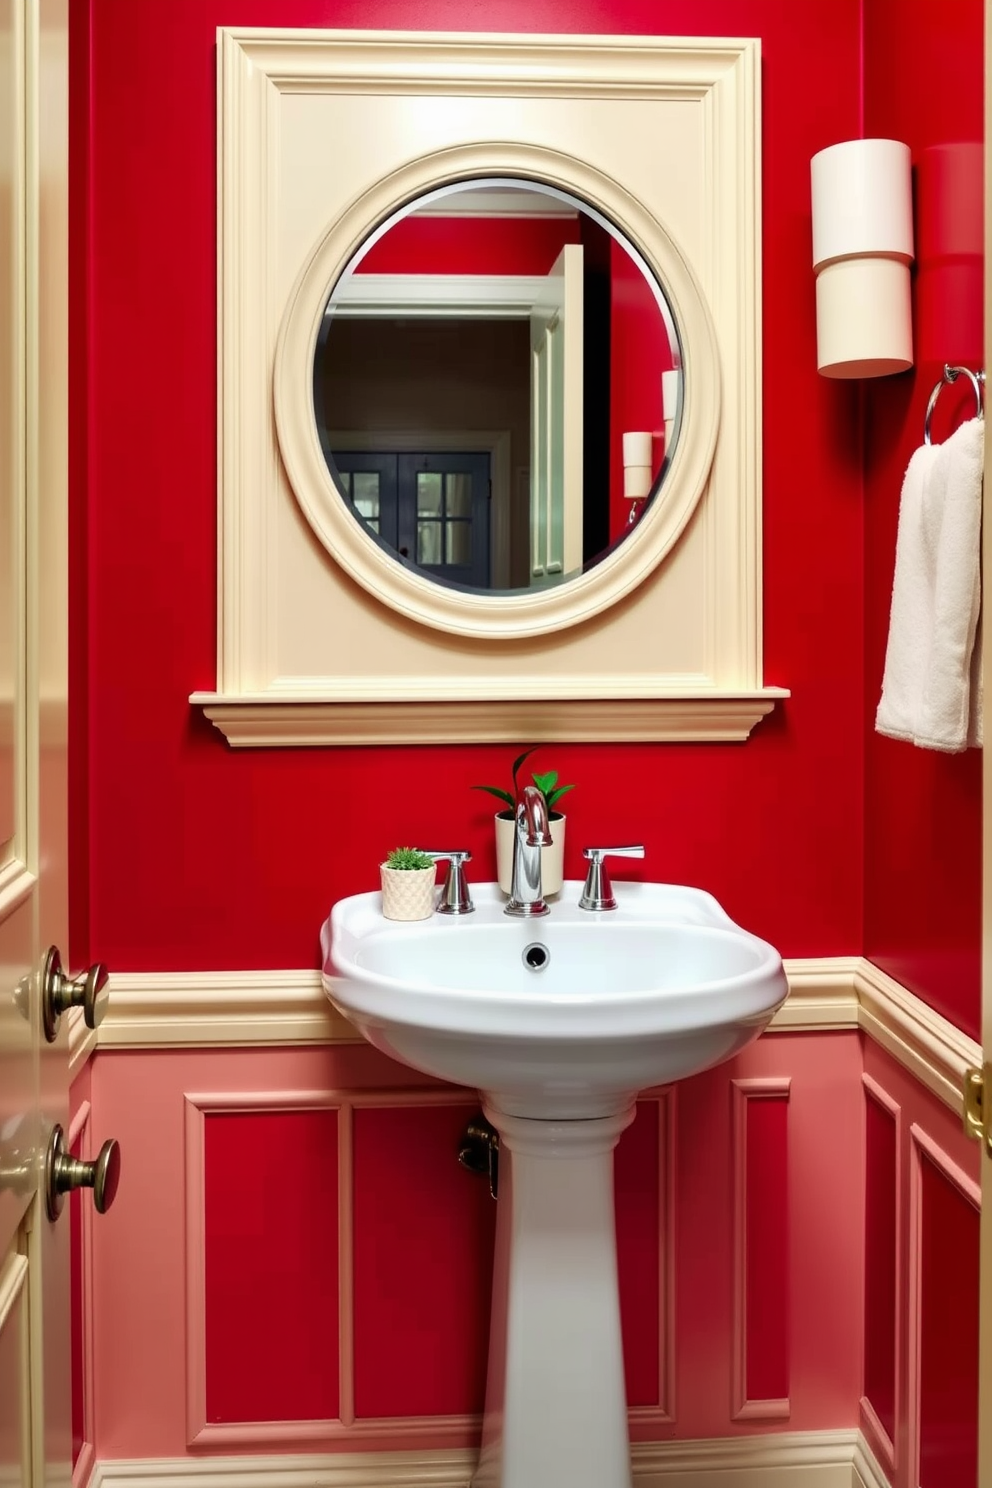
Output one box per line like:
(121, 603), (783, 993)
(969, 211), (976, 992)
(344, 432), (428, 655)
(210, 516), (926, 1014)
(622, 431), (653, 499)
(811, 138), (915, 378)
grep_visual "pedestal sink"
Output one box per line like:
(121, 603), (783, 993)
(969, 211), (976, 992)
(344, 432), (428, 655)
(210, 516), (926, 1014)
(321, 880), (787, 1488)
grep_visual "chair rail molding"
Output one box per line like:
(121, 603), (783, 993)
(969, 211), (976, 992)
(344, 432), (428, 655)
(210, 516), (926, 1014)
(75, 958), (978, 1122)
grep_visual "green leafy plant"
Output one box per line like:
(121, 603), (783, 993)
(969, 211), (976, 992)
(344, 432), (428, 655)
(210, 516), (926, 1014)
(383, 846), (434, 870)
(472, 748), (576, 818)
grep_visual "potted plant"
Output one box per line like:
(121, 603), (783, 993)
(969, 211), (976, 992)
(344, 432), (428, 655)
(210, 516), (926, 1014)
(473, 748), (575, 896)
(380, 846), (437, 921)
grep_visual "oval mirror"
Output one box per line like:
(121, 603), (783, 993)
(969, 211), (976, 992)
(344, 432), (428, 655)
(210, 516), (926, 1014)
(311, 178), (683, 595)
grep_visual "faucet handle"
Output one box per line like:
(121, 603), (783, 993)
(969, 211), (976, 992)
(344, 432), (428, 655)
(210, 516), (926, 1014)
(578, 845), (645, 912)
(423, 851), (475, 916)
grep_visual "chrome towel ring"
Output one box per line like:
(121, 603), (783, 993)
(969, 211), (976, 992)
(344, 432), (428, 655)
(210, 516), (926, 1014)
(924, 363), (985, 445)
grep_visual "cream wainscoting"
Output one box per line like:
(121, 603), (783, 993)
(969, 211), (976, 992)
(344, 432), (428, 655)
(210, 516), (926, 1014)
(69, 963), (951, 1488)
(88, 1430), (889, 1488)
(69, 956), (980, 1118)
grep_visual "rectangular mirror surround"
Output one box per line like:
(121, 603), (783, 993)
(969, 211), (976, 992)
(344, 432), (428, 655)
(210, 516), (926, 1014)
(195, 28), (788, 746)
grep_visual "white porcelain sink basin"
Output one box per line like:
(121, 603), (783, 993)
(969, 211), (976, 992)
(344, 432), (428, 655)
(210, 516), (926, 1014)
(322, 880), (787, 1120)
(323, 879), (789, 1488)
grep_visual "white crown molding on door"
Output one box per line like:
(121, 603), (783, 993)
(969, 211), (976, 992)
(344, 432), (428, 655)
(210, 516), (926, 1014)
(75, 958), (979, 1121)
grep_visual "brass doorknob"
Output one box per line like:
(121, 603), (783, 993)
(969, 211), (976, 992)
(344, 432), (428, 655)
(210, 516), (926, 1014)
(45, 1124), (121, 1221)
(42, 945), (109, 1042)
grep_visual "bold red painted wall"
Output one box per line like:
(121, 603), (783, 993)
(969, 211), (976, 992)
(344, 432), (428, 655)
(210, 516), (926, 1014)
(861, 0), (984, 1039)
(71, 0), (864, 976)
(356, 214), (580, 275)
(608, 237), (674, 538)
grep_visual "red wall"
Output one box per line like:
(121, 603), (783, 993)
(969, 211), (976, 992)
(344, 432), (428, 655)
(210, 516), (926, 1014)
(71, 0), (865, 978)
(356, 214), (580, 274)
(609, 237), (674, 537)
(861, 0), (984, 1040)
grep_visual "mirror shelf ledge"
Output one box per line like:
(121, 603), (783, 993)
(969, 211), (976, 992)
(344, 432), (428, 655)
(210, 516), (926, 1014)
(191, 691), (789, 748)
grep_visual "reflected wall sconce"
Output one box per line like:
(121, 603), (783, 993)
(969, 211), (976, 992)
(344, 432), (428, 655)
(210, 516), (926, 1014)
(622, 431), (653, 500)
(622, 430), (653, 527)
(811, 138), (915, 378)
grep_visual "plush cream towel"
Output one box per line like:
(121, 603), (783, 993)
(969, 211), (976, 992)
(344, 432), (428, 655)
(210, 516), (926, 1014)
(968, 612), (984, 747)
(876, 417), (984, 752)
(875, 442), (942, 744)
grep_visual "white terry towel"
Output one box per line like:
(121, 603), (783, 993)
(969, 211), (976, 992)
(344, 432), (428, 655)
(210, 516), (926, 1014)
(876, 416), (984, 751)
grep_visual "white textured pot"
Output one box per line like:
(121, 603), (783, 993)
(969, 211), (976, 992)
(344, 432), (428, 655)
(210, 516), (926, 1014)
(380, 863), (437, 921)
(495, 810), (565, 897)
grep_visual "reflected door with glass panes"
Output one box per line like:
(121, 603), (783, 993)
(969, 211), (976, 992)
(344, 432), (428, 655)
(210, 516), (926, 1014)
(333, 450), (491, 588)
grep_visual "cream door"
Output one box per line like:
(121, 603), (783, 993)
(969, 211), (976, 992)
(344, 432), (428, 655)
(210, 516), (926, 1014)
(0, 5), (73, 1488)
(529, 243), (583, 584)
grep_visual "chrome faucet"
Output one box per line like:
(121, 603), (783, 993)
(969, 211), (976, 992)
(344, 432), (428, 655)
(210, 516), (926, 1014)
(504, 785), (553, 917)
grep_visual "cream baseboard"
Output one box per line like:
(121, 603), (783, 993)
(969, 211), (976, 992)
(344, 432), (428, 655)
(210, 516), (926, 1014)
(88, 1430), (885, 1488)
(851, 1433), (890, 1488)
(73, 957), (980, 1116)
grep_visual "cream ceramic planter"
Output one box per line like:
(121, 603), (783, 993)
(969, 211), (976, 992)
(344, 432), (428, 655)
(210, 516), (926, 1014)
(380, 864), (437, 921)
(495, 811), (565, 897)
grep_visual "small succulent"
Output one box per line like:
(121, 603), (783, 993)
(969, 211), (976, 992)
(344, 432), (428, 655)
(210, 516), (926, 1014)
(383, 846), (434, 870)
(473, 747), (576, 817)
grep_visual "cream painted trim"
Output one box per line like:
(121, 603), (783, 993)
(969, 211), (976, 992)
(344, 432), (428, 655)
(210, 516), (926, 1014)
(854, 959), (980, 1116)
(0, 1249), (28, 1333)
(71, 959), (978, 1128)
(87, 970), (357, 1050)
(87, 1431), (879, 1488)
(192, 691), (787, 748)
(851, 1433), (890, 1488)
(767, 957), (861, 1030)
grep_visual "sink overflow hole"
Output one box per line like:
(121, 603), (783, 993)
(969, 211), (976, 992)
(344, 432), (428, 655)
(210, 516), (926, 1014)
(523, 942), (550, 972)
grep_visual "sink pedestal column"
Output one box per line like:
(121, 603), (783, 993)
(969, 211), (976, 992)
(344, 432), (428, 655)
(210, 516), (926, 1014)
(473, 1103), (636, 1488)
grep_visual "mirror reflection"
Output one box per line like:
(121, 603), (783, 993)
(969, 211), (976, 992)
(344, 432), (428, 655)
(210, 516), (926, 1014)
(312, 179), (682, 594)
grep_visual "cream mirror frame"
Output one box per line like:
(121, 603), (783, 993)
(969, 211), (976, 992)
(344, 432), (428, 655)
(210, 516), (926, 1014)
(194, 29), (788, 746)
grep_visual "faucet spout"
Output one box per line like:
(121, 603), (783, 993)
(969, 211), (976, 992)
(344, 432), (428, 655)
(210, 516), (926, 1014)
(505, 784), (552, 918)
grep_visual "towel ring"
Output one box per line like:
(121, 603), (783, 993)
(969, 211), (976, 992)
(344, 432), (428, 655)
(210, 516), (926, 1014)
(924, 364), (985, 445)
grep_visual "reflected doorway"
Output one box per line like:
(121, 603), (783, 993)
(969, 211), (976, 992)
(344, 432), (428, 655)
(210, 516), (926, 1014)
(333, 448), (491, 589)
